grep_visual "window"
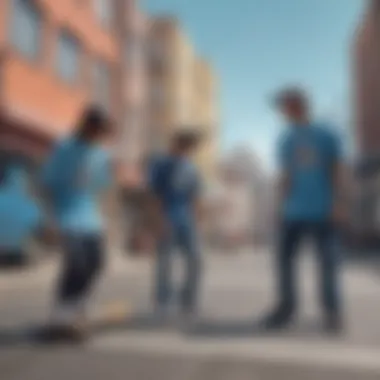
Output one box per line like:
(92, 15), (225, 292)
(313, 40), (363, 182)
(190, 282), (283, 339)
(56, 31), (80, 83)
(92, 60), (111, 111)
(94, 0), (113, 28)
(10, 0), (41, 60)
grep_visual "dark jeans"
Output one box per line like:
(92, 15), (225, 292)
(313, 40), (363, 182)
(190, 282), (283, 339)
(57, 233), (104, 305)
(275, 221), (341, 316)
(155, 224), (201, 311)
(0, 249), (24, 266)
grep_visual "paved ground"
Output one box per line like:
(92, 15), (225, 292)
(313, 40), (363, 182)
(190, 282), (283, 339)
(1, 248), (380, 379)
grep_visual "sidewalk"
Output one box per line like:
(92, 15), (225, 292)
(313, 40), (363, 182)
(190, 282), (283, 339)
(92, 329), (380, 375)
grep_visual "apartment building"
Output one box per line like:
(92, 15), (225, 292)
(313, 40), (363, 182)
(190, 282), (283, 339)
(147, 17), (193, 151)
(147, 16), (218, 181)
(114, 0), (148, 185)
(0, 0), (120, 161)
(353, 0), (380, 245)
(193, 57), (218, 181)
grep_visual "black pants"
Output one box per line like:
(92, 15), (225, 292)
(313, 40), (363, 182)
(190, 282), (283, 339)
(0, 249), (24, 266)
(276, 221), (341, 316)
(57, 234), (104, 305)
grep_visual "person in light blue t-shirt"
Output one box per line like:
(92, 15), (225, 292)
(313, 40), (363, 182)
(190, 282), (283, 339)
(41, 106), (114, 341)
(148, 130), (203, 317)
(261, 88), (346, 333)
(0, 164), (41, 264)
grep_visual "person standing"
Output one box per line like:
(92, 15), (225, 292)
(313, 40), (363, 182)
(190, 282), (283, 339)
(262, 88), (346, 332)
(41, 106), (114, 341)
(148, 130), (203, 320)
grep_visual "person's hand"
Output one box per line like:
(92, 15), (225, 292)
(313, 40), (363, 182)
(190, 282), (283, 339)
(39, 224), (61, 247)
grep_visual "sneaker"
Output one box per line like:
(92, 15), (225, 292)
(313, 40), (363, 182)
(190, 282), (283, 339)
(324, 314), (344, 334)
(35, 323), (88, 344)
(259, 308), (294, 331)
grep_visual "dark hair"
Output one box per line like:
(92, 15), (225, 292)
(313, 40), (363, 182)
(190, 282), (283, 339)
(273, 87), (308, 108)
(75, 105), (113, 141)
(173, 129), (203, 151)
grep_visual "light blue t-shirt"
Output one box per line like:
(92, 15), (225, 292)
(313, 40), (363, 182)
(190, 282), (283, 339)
(148, 155), (201, 227)
(0, 167), (41, 250)
(42, 137), (112, 234)
(278, 123), (342, 222)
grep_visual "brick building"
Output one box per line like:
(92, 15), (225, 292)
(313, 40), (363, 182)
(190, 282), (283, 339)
(0, 0), (150, 246)
(0, 0), (120, 159)
(353, 0), (380, 245)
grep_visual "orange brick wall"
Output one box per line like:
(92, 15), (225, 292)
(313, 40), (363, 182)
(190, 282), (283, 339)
(0, 0), (120, 140)
(0, 0), (10, 48)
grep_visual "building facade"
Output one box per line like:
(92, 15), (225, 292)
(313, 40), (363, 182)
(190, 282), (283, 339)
(147, 16), (218, 181)
(147, 17), (193, 152)
(193, 58), (218, 182)
(114, 0), (151, 251)
(115, 0), (148, 182)
(353, 0), (380, 245)
(208, 147), (273, 249)
(0, 0), (120, 157)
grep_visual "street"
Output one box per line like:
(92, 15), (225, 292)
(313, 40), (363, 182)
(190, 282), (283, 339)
(1, 248), (380, 379)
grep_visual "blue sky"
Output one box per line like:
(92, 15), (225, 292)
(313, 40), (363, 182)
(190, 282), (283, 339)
(142, 0), (365, 169)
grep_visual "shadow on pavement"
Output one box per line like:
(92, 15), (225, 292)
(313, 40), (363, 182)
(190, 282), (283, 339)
(183, 318), (345, 341)
(0, 327), (38, 348)
(92, 312), (180, 335)
(0, 313), (172, 349)
(92, 312), (345, 342)
(0, 315), (345, 349)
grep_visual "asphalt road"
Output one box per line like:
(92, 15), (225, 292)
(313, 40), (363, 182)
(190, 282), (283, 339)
(1, 248), (380, 379)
